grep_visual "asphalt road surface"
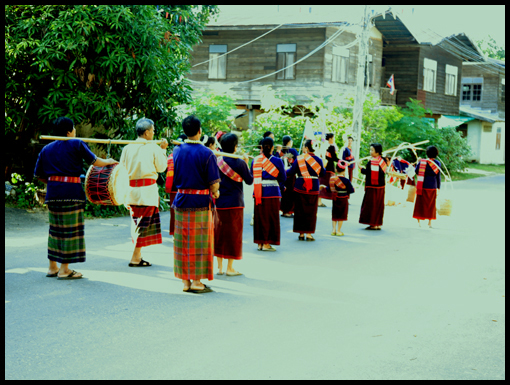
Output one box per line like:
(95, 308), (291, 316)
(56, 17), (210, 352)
(5, 175), (505, 380)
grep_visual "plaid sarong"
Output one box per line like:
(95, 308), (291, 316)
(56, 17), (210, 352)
(297, 154), (322, 192)
(47, 203), (86, 264)
(173, 209), (214, 280)
(127, 205), (162, 248)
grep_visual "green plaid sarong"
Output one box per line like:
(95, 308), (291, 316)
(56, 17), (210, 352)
(173, 209), (214, 280)
(47, 203), (86, 264)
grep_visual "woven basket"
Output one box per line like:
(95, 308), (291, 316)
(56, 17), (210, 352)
(437, 198), (452, 216)
(406, 185), (416, 203)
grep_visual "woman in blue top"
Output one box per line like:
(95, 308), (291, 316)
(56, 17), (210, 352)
(278, 135), (299, 218)
(214, 133), (253, 275)
(34, 117), (118, 280)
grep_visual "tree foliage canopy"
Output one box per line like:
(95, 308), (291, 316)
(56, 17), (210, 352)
(5, 4), (218, 176)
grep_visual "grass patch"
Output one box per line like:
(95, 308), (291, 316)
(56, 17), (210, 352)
(465, 163), (505, 174)
(448, 172), (487, 182)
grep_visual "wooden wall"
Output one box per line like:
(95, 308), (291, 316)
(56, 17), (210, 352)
(417, 46), (462, 115)
(381, 46), (420, 109)
(461, 64), (505, 118)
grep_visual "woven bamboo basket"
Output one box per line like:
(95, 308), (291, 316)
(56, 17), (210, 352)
(437, 198), (452, 216)
(406, 185), (416, 202)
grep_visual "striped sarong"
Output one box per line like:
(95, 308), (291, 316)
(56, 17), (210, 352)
(128, 205), (162, 248)
(173, 209), (214, 280)
(47, 202), (86, 264)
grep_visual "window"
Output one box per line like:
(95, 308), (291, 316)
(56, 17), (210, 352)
(462, 78), (483, 101)
(276, 44), (296, 80)
(445, 65), (458, 96)
(208, 45), (227, 79)
(496, 127), (501, 150)
(423, 58), (437, 92)
(332, 46), (349, 83)
(364, 54), (374, 87)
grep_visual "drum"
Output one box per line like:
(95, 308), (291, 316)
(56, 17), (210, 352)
(85, 164), (128, 205)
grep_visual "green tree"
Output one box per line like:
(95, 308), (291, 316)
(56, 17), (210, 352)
(475, 35), (505, 61)
(5, 4), (218, 178)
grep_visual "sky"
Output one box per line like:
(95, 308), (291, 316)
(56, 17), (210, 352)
(214, 5), (505, 49)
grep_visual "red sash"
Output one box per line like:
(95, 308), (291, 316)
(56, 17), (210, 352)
(48, 176), (80, 183)
(329, 175), (346, 193)
(370, 156), (387, 185)
(165, 154), (174, 193)
(297, 153), (322, 192)
(253, 155), (279, 205)
(217, 156), (243, 183)
(130, 179), (156, 187)
(416, 159), (439, 196)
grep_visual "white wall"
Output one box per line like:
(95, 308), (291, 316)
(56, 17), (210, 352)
(479, 122), (505, 164)
(466, 121), (481, 162)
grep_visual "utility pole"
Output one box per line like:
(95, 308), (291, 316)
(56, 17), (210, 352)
(351, 5), (371, 164)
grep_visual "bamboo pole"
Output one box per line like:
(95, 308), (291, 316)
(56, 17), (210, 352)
(348, 140), (430, 165)
(40, 135), (248, 160)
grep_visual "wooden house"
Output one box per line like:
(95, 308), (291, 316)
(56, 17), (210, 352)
(373, 15), (485, 123)
(187, 12), (386, 129)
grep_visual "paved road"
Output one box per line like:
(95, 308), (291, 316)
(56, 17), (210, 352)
(5, 175), (505, 380)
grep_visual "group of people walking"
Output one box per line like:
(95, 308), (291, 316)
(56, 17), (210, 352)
(34, 115), (442, 294)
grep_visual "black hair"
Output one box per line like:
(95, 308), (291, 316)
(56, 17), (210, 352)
(426, 145), (438, 158)
(263, 131), (273, 138)
(336, 163), (347, 173)
(220, 133), (238, 154)
(177, 134), (187, 141)
(54, 117), (74, 137)
(261, 137), (274, 158)
(182, 115), (201, 137)
(326, 133), (334, 140)
(201, 135), (216, 149)
(282, 135), (292, 146)
(304, 139), (315, 152)
(370, 143), (383, 156)
(347, 136), (353, 140)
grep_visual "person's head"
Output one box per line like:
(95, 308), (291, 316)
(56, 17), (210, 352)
(261, 137), (274, 158)
(370, 143), (383, 157)
(326, 133), (334, 143)
(282, 135), (292, 148)
(263, 131), (274, 139)
(336, 160), (348, 175)
(201, 135), (217, 150)
(348, 136), (353, 146)
(182, 115), (201, 138)
(54, 117), (75, 137)
(136, 118), (155, 139)
(304, 139), (315, 153)
(426, 145), (438, 159)
(220, 133), (239, 154)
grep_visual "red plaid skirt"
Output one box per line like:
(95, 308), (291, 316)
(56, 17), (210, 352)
(173, 209), (214, 280)
(359, 186), (385, 226)
(129, 205), (162, 248)
(293, 192), (319, 234)
(214, 208), (243, 260)
(413, 188), (437, 220)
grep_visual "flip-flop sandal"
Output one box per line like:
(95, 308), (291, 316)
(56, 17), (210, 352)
(226, 271), (243, 276)
(129, 259), (152, 267)
(365, 226), (377, 230)
(318, 203), (327, 207)
(189, 284), (213, 294)
(298, 235), (305, 241)
(331, 232), (337, 236)
(305, 237), (315, 241)
(262, 246), (276, 252)
(183, 287), (191, 292)
(57, 270), (83, 280)
(216, 272), (225, 275)
(336, 232), (345, 236)
(46, 272), (58, 277)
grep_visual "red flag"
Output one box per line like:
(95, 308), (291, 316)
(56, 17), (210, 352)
(387, 74), (395, 95)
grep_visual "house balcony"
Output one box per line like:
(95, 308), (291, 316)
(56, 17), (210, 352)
(380, 87), (397, 106)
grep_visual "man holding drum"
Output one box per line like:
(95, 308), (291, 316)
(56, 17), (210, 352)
(34, 117), (118, 279)
(120, 118), (168, 267)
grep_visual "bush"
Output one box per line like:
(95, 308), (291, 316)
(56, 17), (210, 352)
(6, 173), (45, 210)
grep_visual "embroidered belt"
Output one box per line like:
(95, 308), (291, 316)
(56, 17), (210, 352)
(48, 176), (81, 183)
(298, 176), (318, 179)
(261, 180), (279, 187)
(178, 189), (210, 195)
(129, 179), (156, 187)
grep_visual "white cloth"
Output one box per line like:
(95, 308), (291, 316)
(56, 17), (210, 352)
(120, 138), (167, 206)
